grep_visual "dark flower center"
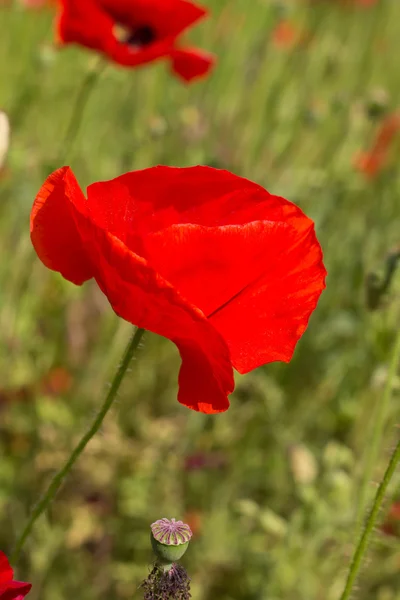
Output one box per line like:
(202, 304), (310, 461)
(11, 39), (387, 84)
(126, 25), (156, 47)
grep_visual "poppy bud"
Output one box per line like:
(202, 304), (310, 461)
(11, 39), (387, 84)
(150, 518), (192, 570)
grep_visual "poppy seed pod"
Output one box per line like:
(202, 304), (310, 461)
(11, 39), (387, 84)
(151, 518), (192, 568)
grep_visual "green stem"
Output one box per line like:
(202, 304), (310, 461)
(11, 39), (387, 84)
(11, 327), (145, 563)
(340, 436), (400, 600)
(355, 328), (400, 529)
(58, 60), (106, 162)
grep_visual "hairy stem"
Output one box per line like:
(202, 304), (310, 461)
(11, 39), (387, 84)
(12, 327), (145, 563)
(340, 436), (400, 600)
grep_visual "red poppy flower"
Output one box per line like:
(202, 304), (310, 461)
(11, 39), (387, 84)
(0, 551), (32, 600)
(30, 166), (326, 413)
(57, 0), (214, 82)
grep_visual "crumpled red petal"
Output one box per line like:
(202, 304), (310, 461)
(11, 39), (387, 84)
(86, 166), (326, 371)
(85, 226), (234, 412)
(30, 167), (93, 285)
(209, 224), (326, 372)
(31, 167), (234, 413)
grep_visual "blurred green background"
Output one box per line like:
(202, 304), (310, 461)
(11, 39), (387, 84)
(1, 0), (400, 598)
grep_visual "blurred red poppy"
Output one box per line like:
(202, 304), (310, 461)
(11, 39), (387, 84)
(272, 20), (310, 50)
(184, 451), (228, 470)
(19, 0), (56, 8)
(272, 21), (298, 49)
(0, 552), (31, 600)
(30, 166), (326, 413)
(57, 0), (214, 82)
(380, 501), (400, 538)
(355, 112), (400, 178)
(352, 0), (378, 5)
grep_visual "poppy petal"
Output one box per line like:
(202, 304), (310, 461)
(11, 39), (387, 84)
(32, 167), (233, 413)
(170, 47), (215, 82)
(209, 224), (326, 371)
(140, 220), (294, 318)
(102, 0), (207, 39)
(110, 37), (174, 68)
(30, 167), (93, 285)
(0, 581), (32, 600)
(57, 0), (114, 52)
(86, 167), (319, 315)
(86, 166), (266, 236)
(82, 226), (234, 413)
(0, 553), (13, 586)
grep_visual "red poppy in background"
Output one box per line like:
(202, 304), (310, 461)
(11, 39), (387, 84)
(355, 112), (400, 178)
(19, 0), (55, 8)
(0, 551), (32, 600)
(57, 0), (214, 82)
(380, 501), (400, 538)
(272, 20), (298, 49)
(351, 0), (378, 5)
(272, 20), (310, 50)
(30, 166), (326, 413)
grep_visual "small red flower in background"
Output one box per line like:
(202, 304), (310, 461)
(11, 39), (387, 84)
(184, 451), (228, 471)
(354, 112), (400, 178)
(380, 501), (400, 538)
(19, 0), (56, 8)
(351, 0), (378, 5)
(57, 0), (214, 83)
(0, 551), (31, 600)
(183, 510), (202, 536)
(30, 166), (326, 413)
(272, 20), (310, 50)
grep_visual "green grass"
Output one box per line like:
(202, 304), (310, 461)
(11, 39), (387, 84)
(1, 0), (400, 599)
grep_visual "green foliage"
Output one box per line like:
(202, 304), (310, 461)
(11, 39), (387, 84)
(1, 1), (400, 599)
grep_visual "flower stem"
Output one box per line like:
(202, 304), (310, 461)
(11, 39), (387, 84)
(355, 327), (400, 530)
(12, 327), (145, 563)
(59, 60), (106, 162)
(339, 435), (400, 600)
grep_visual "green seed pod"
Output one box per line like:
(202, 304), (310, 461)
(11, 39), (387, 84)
(150, 518), (192, 570)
